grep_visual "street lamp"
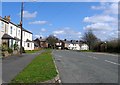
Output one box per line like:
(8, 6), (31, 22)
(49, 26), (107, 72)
(104, 42), (107, 52)
(20, 2), (23, 54)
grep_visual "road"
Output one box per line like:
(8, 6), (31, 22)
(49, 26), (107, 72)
(52, 50), (119, 83)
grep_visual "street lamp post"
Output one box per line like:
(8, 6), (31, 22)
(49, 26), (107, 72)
(20, 2), (23, 54)
(104, 42), (107, 52)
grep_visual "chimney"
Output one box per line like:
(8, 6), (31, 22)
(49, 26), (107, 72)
(40, 37), (42, 39)
(7, 16), (11, 22)
(4, 16), (11, 22)
(64, 39), (67, 41)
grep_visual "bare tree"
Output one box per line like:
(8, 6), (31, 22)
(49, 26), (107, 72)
(46, 35), (59, 49)
(82, 30), (100, 50)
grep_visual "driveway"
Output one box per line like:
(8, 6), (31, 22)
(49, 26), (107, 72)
(52, 50), (119, 83)
(2, 50), (44, 83)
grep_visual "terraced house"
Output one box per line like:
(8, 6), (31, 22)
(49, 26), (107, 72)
(0, 16), (34, 53)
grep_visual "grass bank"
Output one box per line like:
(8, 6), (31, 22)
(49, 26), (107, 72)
(25, 49), (41, 54)
(11, 49), (57, 83)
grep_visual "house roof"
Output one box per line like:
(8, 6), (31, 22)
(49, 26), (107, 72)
(0, 16), (32, 34)
(2, 34), (15, 39)
(23, 28), (32, 34)
(14, 37), (20, 41)
(26, 39), (32, 42)
(62, 40), (71, 44)
(17, 25), (32, 34)
(39, 38), (46, 42)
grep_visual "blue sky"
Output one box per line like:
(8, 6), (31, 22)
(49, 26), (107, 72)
(2, 2), (118, 41)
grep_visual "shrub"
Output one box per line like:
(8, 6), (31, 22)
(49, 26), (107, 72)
(22, 47), (25, 53)
(1, 42), (8, 51)
(7, 48), (13, 54)
(14, 42), (19, 50)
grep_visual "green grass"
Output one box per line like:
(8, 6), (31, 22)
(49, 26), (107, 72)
(25, 50), (40, 53)
(11, 50), (58, 83)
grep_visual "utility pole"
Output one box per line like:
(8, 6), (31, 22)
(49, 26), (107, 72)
(20, 2), (23, 54)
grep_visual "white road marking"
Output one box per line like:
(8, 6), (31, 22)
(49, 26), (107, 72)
(88, 56), (98, 59)
(105, 60), (120, 65)
(94, 53), (118, 57)
(92, 57), (98, 59)
(88, 56), (92, 58)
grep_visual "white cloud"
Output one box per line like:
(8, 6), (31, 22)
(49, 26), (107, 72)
(53, 30), (65, 34)
(91, 2), (118, 15)
(52, 27), (82, 40)
(84, 23), (113, 31)
(41, 28), (46, 32)
(83, 15), (116, 23)
(34, 35), (40, 38)
(104, 3), (118, 15)
(91, 5), (105, 10)
(83, 2), (118, 41)
(29, 20), (48, 25)
(22, 11), (37, 18)
(34, 34), (44, 38)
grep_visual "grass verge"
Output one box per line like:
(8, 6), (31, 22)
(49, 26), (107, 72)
(25, 49), (41, 54)
(11, 49), (58, 83)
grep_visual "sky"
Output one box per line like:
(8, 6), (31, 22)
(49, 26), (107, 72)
(1, 1), (119, 41)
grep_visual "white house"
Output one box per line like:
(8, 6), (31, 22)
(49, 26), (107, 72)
(63, 40), (89, 51)
(68, 40), (80, 50)
(0, 16), (34, 51)
(80, 44), (89, 50)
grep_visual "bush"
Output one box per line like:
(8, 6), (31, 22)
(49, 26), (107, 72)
(22, 47), (25, 53)
(1, 42), (8, 51)
(7, 48), (13, 54)
(14, 42), (19, 50)
(93, 39), (120, 53)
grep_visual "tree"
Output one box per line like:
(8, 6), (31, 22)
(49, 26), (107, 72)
(46, 35), (59, 49)
(82, 30), (100, 50)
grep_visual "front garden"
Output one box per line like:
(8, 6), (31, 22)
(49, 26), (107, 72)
(1, 42), (19, 58)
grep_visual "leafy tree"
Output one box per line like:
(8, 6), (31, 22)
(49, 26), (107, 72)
(82, 30), (100, 50)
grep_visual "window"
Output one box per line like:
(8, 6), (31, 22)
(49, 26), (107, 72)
(1, 22), (4, 28)
(10, 26), (12, 34)
(27, 43), (30, 47)
(18, 30), (20, 36)
(11, 39), (13, 48)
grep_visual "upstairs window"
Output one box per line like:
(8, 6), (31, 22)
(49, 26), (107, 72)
(18, 30), (20, 36)
(10, 26), (12, 34)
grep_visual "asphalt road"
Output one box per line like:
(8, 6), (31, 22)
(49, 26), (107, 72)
(52, 50), (119, 83)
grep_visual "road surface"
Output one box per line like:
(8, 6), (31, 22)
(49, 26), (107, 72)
(52, 50), (119, 83)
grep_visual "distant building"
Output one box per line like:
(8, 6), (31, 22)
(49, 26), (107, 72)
(0, 16), (34, 51)
(79, 41), (89, 50)
(62, 39), (89, 50)
(68, 40), (80, 50)
(33, 37), (48, 49)
(55, 40), (64, 49)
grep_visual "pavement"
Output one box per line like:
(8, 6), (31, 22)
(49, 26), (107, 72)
(2, 50), (45, 83)
(52, 50), (119, 83)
